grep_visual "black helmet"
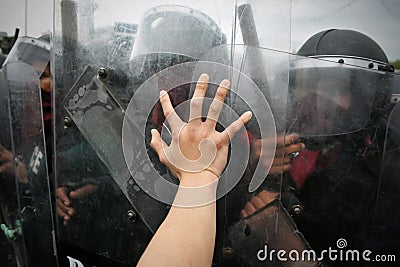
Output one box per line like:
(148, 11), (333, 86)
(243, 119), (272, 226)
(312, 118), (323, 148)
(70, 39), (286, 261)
(297, 29), (394, 72)
(286, 29), (394, 137)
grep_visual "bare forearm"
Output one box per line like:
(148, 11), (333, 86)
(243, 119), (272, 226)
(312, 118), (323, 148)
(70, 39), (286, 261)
(137, 173), (217, 267)
(140, 75), (250, 266)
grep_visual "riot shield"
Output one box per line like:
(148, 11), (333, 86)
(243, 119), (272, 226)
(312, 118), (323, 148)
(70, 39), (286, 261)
(0, 62), (56, 266)
(0, 64), (26, 266)
(53, 0), (400, 266)
(54, 1), (237, 266)
(282, 2), (400, 265)
(222, 1), (400, 266)
(219, 49), (389, 266)
(363, 78), (400, 261)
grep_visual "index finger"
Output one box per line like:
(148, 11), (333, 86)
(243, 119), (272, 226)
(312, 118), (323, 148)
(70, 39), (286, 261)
(159, 90), (185, 133)
(70, 184), (97, 199)
(276, 134), (300, 148)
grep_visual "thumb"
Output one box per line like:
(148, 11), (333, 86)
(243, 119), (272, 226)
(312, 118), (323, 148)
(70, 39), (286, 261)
(150, 129), (168, 164)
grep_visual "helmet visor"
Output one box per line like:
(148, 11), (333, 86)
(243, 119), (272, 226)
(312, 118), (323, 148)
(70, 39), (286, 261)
(286, 56), (381, 136)
(4, 36), (50, 77)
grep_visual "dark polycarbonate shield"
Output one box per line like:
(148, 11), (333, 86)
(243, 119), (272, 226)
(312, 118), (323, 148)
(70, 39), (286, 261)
(57, 65), (154, 266)
(230, 200), (318, 267)
(0, 62), (56, 266)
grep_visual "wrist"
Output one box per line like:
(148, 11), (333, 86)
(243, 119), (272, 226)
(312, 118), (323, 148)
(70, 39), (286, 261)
(179, 171), (219, 188)
(174, 172), (219, 207)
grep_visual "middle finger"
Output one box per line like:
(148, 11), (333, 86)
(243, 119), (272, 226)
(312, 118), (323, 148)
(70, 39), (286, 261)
(205, 79), (230, 130)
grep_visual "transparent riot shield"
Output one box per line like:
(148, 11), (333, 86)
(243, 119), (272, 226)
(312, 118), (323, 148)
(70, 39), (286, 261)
(54, 0), (236, 266)
(199, 45), (313, 266)
(54, 0), (400, 267)
(362, 78), (400, 261)
(0, 65), (26, 266)
(0, 62), (56, 266)
(221, 1), (400, 266)
(220, 50), (386, 266)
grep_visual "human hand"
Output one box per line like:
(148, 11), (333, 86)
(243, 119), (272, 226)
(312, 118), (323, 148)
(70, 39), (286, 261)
(150, 73), (252, 187)
(240, 189), (279, 218)
(0, 143), (15, 175)
(0, 144), (28, 183)
(56, 184), (97, 225)
(251, 134), (305, 176)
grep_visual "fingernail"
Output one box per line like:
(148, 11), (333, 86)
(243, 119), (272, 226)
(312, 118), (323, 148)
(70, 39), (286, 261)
(244, 111), (252, 119)
(221, 79), (230, 87)
(160, 90), (167, 97)
(301, 143), (305, 149)
(151, 129), (158, 136)
(199, 73), (209, 81)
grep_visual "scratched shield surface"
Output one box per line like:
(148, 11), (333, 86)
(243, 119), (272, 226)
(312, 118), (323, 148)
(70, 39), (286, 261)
(0, 62), (56, 266)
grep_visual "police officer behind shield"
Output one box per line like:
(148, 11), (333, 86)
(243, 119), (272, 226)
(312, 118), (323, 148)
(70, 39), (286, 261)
(240, 29), (396, 266)
(0, 35), (51, 180)
(0, 34), (56, 266)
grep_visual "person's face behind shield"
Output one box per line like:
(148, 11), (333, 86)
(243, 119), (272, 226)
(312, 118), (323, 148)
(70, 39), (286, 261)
(288, 75), (356, 137)
(32, 61), (52, 93)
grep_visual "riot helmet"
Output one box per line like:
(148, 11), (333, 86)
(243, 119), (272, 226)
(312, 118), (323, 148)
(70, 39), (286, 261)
(129, 5), (226, 131)
(286, 29), (394, 137)
(129, 5), (226, 84)
(0, 53), (5, 67)
(297, 29), (393, 72)
(3, 35), (50, 77)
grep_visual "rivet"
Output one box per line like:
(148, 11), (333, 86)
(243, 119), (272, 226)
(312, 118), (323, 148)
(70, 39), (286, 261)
(64, 116), (72, 128)
(126, 210), (137, 223)
(98, 67), (108, 79)
(223, 247), (235, 259)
